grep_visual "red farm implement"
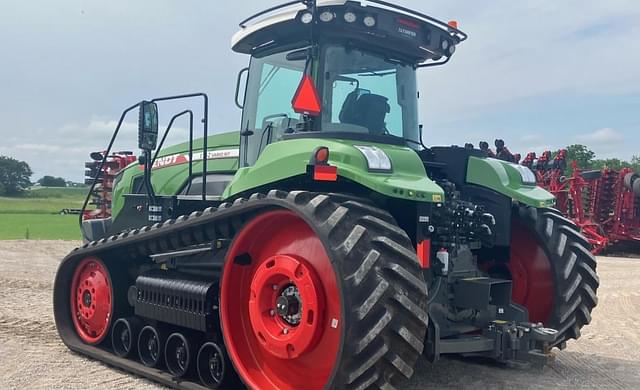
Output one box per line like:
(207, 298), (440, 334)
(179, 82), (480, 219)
(83, 151), (136, 220)
(485, 140), (640, 254)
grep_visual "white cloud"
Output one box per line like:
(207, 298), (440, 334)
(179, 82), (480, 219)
(576, 128), (624, 144)
(0, 114), (193, 182)
(573, 127), (626, 158)
(419, 1), (640, 122)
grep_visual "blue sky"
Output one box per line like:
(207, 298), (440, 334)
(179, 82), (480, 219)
(0, 0), (638, 181)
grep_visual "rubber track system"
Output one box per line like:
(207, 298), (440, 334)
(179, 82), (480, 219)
(515, 205), (599, 348)
(53, 190), (428, 390)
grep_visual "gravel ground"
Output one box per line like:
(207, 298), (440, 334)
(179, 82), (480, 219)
(1, 240), (639, 389)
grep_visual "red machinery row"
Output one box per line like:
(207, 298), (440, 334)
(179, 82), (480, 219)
(479, 140), (640, 254)
(83, 151), (137, 220)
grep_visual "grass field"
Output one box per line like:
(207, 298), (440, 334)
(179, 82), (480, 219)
(0, 187), (87, 240)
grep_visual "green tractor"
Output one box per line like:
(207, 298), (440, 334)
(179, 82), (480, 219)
(53, 1), (598, 389)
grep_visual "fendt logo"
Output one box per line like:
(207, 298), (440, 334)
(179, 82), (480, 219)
(151, 149), (240, 169)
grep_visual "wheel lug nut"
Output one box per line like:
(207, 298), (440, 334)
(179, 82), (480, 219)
(283, 328), (289, 335)
(270, 309), (276, 316)
(272, 284), (278, 290)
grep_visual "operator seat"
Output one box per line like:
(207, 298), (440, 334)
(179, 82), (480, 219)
(339, 91), (390, 135)
(339, 89), (364, 124)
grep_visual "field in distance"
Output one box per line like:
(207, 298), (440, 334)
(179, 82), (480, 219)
(0, 187), (87, 240)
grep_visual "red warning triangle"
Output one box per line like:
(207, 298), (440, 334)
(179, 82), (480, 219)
(291, 75), (321, 116)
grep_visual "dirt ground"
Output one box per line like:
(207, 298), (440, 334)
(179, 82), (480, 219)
(0, 240), (639, 390)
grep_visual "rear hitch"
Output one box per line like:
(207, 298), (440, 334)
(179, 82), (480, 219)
(484, 320), (559, 368)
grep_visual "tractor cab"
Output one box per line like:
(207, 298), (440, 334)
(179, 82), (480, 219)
(232, 0), (466, 166)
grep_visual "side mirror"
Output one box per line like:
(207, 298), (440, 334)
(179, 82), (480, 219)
(138, 101), (159, 150)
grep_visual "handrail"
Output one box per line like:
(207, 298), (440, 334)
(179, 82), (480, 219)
(79, 102), (141, 239)
(150, 110), (195, 194)
(79, 93), (211, 238)
(152, 93), (209, 201)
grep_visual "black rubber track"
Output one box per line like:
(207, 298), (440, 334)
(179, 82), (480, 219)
(53, 190), (428, 390)
(514, 205), (599, 348)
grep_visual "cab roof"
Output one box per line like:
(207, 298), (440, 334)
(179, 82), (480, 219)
(231, 0), (466, 66)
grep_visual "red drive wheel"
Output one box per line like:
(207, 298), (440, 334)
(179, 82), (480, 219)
(220, 210), (341, 390)
(509, 219), (553, 323)
(70, 257), (113, 344)
(510, 205), (598, 346)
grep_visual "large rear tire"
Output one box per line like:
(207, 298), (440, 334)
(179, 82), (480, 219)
(511, 206), (599, 347)
(220, 192), (428, 390)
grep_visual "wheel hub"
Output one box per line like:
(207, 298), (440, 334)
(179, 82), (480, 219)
(248, 254), (324, 359)
(276, 285), (302, 325)
(82, 290), (92, 308)
(208, 353), (222, 380)
(120, 328), (130, 346)
(148, 336), (159, 361)
(176, 343), (187, 370)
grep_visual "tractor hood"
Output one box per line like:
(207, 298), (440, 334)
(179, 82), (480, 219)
(466, 156), (556, 208)
(223, 138), (444, 202)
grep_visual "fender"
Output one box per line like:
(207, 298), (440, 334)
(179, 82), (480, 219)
(223, 138), (445, 202)
(466, 156), (556, 208)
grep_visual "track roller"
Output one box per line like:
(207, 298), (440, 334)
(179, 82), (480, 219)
(165, 332), (192, 378)
(111, 317), (143, 358)
(138, 325), (165, 368)
(197, 342), (227, 389)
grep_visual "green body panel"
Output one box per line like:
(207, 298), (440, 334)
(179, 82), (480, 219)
(223, 138), (445, 202)
(111, 133), (557, 220)
(466, 156), (556, 208)
(112, 132), (240, 218)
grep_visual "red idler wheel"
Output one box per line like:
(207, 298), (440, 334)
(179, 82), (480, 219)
(70, 257), (113, 344)
(509, 219), (553, 323)
(220, 210), (341, 390)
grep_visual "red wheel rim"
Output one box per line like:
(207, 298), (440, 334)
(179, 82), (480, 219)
(70, 257), (113, 344)
(509, 220), (554, 323)
(220, 210), (342, 390)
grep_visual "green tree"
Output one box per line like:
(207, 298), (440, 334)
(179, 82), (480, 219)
(37, 175), (67, 187)
(565, 144), (596, 170)
(0, 155), (33, 195)
(591, 158), (630, 171)
(631, 155), (640, 172)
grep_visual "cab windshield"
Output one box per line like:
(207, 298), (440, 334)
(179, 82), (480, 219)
(321, 45), (419, 144)
(239, 46), (420, 166)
